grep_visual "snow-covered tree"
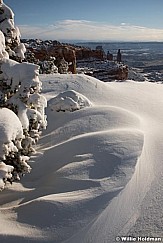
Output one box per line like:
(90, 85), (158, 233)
(57, 57), (69, 74)
(0, 1), (47, 190)
(39, 57), (58, 74)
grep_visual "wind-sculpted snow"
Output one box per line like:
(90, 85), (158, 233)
(1, 74), (163, 242)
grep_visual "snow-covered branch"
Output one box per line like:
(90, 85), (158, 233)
(0, 1), (47, 190)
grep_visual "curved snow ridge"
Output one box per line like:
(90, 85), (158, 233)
(64, 133), (155, 243)
(1, 128), (144, 209)
(40, 105), (142, 150)
(54, 128), (144, 183)
(4, 187), (110, 211)
(3, 128), (144, 243)
(4, 128), (144, 204)
(11, 188), (119, 243)
(14, 129), (143, 217)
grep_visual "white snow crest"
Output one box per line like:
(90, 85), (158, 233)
(0, 108), (24, 186)
(0, 108), (23, 159)
(1, 58), (40, 91)
(49, 89), (91, 112)
(0, 107), (23, 143)
(0, 31), (8, 58)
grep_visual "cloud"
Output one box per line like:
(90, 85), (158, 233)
(120, 23), (127, 26)
(18, 20), (163, 41)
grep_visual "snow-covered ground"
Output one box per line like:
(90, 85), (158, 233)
(0, 73), (163, 242)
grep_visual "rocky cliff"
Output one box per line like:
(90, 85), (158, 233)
(23, 39), (128, 81)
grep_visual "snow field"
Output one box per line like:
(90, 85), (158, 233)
(1, 74), (163, 242)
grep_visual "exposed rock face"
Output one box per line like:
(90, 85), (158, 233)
(117, 49), (122, 63)
(75, 47), (105, 60)
(90, 65), (128, 81)
(106, 65), (128, 80)
(27, 45), (76, 74)
(77, 60), (128, 81)
(23, 39), (128, 81)
(24, 40), (106, 74)
(107, 51), (113, 61)
(49, 46), (77, 74)
(28, 47), (47, 61)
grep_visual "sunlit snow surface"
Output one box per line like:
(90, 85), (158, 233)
(0, 74), (163, 242)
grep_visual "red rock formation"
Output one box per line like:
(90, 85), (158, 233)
(104, 65), (128, 80)
(117, 49), (122, 63)
(82, 64), (128, 81)
(27, 43), (106, 74)
(48, 46), (77, 74)
(28, 47), (47, 61)
(75, 47), (105, 60)
(107, 51), (113, 61)
(25, 41), (128, 80)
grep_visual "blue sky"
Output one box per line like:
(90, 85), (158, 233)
(4, 0), (163, 41)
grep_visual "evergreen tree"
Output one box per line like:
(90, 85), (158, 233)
(0, 1), (47, 190)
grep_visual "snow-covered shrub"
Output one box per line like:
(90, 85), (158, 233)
(0, 108), (32, 184)
(1, 58), (40, 91)
(0, 1), (47, 190)
(14, 42), (26, 61)
(0, 1), (37, 69)
(0, 1), (26, 61)
(0, 162), (14, 191)
(0, 30), (8, 58)
(57, 57), (69, 74)
(49, 90), (91, 112)
(39, 57), (58, 74)
(3, 60), (47, 155)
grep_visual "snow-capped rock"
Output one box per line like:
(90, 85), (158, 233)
(49, 90), (91, 112)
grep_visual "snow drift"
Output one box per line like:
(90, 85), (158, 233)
(0, 74), (163, 242)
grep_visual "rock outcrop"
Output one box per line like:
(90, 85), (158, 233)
(89, 65), (128, 81)
(75, 47), (105, 60)
(24, 40), (106, 74)
(48, 46), (76, 74)
(77, 60), (128, 81)
(23, 39), (128, 81)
